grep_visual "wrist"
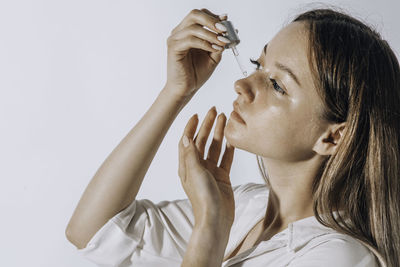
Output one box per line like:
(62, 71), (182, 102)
(162, 84), (194, 105)
(195, 219), (232, 242)
(196, 210), (234, 230)
(181, 225), (230, 267)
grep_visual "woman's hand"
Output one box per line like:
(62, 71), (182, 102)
(178, 106), (235, 228)
(165, 8), (230, 100)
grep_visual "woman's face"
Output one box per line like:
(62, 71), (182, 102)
(225, 21), (327, 162)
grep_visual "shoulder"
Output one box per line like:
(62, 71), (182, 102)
(232, 182), (268, 199)
(290, 233), (379, 267)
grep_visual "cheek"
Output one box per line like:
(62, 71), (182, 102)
(249, 107), (294, 153)
(251, 106), (319, 161)
(254, 99), (292, 140)
(224, 91), (323, 161)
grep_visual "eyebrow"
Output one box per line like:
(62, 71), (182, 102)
(263, 43), (302, 87)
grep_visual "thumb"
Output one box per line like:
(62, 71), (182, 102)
(183, 135), (202, 170)
(209, 48), (224, 65)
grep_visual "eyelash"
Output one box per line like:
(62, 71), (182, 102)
(249, 58), (286, 95)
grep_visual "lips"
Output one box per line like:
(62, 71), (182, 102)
(232, 101), (246, 124)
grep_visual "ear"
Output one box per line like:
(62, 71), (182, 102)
(312, 122), (346, 156)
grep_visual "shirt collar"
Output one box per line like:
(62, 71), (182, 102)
(233, 185), (338, 254)
(224, 184), (342, 265)
(285, 215), (337, 252)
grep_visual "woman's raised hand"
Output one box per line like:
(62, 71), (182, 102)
(178, 106), (235, 228)
(165, 9), (230, 100)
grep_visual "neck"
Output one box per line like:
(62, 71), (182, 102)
(261, 154), (326, 231)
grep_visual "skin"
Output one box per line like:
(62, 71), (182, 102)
(179, 18), (346, 266)
(224, 21), (346, 239)
(66, 8), (348, 266)
(172, 11), (348, 265)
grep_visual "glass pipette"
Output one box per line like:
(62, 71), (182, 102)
(220, 20), (248, 77)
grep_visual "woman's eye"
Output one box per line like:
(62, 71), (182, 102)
(249, 58), (286, 96)
(270, 79), (286, 95)
(249, 58), (261, 70)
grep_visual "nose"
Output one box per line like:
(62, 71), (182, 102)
(234, 78), (254, 102)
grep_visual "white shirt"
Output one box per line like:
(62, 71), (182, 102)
(76, 182), (379, 267)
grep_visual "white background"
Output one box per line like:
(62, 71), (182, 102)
(0, 0), (398, 266)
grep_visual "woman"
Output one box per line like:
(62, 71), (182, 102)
(66, 6), (399, 267)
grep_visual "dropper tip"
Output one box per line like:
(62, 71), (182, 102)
(231, 45), (239, 56)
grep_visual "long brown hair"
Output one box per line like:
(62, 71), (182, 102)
(257, 6), (400, 267)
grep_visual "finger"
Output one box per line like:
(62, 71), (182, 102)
(171, 34), (223, 54)
(198, 9), (228, 61)
(179, 114), (199, 179)
(197, 9), (228, 64)
(206, 113), (226, 164)
(183, 113), (199, 139)
(172, 24), (231, 50)
(194, 106), (217, 159)
(200, 8), (228, 21)
(220, 141), (235, 173)
(199, 8), (218, 19)
(179, 135), (186, 180)
(171, 9), (228, 36)
(183, 136), (202, 172)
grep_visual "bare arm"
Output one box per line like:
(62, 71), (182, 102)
(65, 86), (188, 249)
(65, 7), (229, 250)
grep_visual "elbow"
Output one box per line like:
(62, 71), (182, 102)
(65, 226), (88, 250)
(65, 226), (77, 246)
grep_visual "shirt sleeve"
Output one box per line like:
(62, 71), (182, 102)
(75, 183), (250, 266)
(287, 236), (379, 267)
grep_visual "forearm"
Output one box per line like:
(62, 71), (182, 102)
(181, 222), (231, 267)
(66, 86), (188, 248)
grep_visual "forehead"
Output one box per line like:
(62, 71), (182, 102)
(260, 22), (313, 88)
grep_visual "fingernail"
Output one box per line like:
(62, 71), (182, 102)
(212, 44), (223, 51)
(183, 135), (189, 147)
(217, 36), (231, 43)
(215, 22), (227, 32)
(219, 13), (227, 20)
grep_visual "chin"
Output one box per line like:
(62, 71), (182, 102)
(224, 124), (247, 150)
